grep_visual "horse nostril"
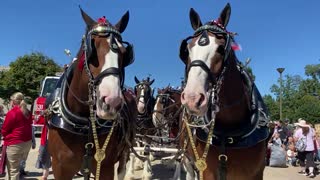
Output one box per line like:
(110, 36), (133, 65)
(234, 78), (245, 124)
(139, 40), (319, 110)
(181, 92), (186, 102)
(196, 93), (206, 108)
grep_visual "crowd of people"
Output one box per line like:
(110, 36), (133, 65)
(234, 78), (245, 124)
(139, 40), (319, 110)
(267, 118), (320, 178)
(0, 92), (50, 180)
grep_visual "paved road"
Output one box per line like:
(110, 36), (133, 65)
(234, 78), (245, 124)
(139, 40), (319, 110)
(0, 137), (318, 180)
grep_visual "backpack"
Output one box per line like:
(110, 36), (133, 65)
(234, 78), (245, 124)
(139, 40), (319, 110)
(295, 137), (307, 152)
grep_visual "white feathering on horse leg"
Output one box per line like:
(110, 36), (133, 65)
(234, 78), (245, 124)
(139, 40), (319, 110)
(141, 155), (153, 180)
(172, 160), (182, 180)
(126, 153), (136, 178)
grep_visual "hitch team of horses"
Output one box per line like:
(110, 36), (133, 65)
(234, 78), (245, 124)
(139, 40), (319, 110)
(44, 3), (269, 180)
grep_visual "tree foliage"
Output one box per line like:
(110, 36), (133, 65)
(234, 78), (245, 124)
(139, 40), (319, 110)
(0, 52), (61, 101)
(264, 65), (320, 125)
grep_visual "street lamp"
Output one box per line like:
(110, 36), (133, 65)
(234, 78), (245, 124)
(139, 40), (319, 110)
(64, 49), (71, 57)
(277, 68), (285, 121)
(63, 49), (72, 70)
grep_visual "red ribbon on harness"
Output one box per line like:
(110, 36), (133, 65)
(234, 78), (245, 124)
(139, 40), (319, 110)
(98, 16), (107, 24)
(231, 42), (242, 51)
(77, 51), (85, 70)
(211, 19), (242, 51)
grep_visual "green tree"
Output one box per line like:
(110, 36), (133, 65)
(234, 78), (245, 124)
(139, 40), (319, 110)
(263, 94), (279, 121)
(0, 52), (61, 101)
(245, 66), (256, 81)
(266, 65), (320, 124)
(295, 94), (320, 124)
(305, 64), (320, 80)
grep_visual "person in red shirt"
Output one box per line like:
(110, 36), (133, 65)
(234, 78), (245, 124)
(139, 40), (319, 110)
(1, 92), (32, 179)
(35, 124), (50, 180)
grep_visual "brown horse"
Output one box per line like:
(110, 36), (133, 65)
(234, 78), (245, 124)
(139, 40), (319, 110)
(127, 76), (156, 179)
(134, 76), (156, 136)
(46, 8), (136, 180)
(153, 86), (183, 143)
(179, 3), (269, 180)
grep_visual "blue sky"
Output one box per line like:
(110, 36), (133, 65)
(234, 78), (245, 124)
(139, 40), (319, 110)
(1, 0), (320, 96)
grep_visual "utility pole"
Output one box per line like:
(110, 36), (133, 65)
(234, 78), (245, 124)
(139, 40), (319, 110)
(277, 68), (285, 121)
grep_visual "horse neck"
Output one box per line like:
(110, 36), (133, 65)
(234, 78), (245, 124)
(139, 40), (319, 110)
(67, 62), (90, 116)
(216, 55), (250, 126)
(147, 96), (155, 114)
(167, 92), (181, 116)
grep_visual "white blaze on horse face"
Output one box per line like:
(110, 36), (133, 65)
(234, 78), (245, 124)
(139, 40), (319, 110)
(97, 38), (123, 119)
(137, 85), (146, 113)
(152, 97), (164, 128)
(181, 36), (218, 116)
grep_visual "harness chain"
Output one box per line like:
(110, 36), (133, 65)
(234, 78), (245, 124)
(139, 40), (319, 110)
(90, 109), (115, 179)
(88, 85), (115, 180)
(85, 57), (115, 179)
(184, 112), (215, 180)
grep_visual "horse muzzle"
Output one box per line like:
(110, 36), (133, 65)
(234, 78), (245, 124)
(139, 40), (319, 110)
(181, 91), (208, 116)
(96, 96), (123, 119)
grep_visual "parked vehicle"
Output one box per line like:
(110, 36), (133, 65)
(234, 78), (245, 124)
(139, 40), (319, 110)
(31, 76), (60, 135)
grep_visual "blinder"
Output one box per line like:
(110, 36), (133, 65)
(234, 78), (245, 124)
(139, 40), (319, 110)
(122, 41), (134, 67)
(85, 25), (135, 68)
(179, 23), (232, 84)
(179, 24), (232, 64)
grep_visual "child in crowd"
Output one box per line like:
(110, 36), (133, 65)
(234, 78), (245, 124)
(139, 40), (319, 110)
(272, 132), (282, 147)
(286, 143), (297, 166)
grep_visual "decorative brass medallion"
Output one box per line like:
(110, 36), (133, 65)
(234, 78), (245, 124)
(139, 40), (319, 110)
(195, 158), (207, 172)
(94, 149), (106, 162)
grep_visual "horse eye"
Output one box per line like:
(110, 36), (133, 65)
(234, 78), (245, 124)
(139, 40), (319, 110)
(217, 45), (225, 55)
(216, 34), (224, 40)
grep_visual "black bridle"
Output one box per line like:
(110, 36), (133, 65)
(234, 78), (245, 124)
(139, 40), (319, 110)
(84, 25), (125, 89)
(135, 82), (154, 116)
(180, 23), (233, 87)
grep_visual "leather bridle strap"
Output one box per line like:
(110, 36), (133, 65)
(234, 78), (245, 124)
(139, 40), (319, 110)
(93, 67), (122, 86)
(218, 137), (227, 180)
(187, 60), (215, 84)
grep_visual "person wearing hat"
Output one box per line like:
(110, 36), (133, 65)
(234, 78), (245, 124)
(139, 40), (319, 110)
(293, 119), (316, 178)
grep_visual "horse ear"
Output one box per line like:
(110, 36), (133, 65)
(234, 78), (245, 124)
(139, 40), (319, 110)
(219, 3), (231, 28)
(80, 7), (96, 28)
(134, 76), (140, 84)
(189, 8), (202, 30)
(115, 11), (129, 33)
(149, 79), (155, 85)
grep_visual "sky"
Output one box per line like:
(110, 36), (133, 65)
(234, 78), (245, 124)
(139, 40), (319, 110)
(1, 0), (320, 96)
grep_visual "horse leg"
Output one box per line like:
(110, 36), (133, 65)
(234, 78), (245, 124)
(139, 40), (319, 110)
(48, 129), (82, 180)
(172, 159), (182, 180)
(141, 153), (153, 180)
(252, 172), (264, 180)
(99, 165), (115, 180)
(126, 153), (136, 178)
(117, 150), (130, 180)
(183, 157), (196, 180)
(51, 157), (78, 180)
(149, 144), (155, 161)
(135, 142), (145, 170)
